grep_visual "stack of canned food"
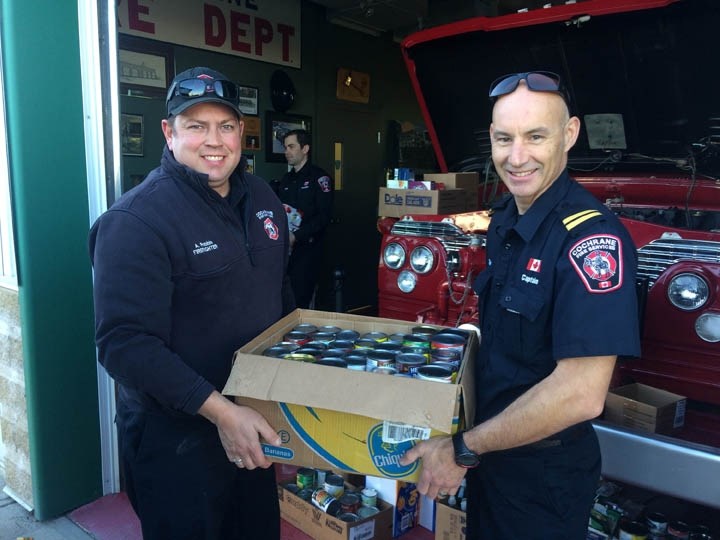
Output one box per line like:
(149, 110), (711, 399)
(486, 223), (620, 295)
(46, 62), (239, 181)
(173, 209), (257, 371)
(284, 467), (380, 522)
(262, 323), (471, 383)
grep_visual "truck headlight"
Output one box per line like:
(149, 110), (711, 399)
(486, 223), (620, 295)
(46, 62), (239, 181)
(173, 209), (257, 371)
(410, 246), (434, 274)
(398, 270), (417, 293)
(667, 273), (709, 311)
(383, 243), (405, 269)
(696, 313), (720, 343)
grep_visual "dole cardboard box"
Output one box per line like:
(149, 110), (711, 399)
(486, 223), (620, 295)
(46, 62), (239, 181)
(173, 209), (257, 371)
(604, 383), (686, 434)
(222, 309), (477, 482)
(378, 187), (468, 217)
(434, 500), (466, 540)
(423, 172), (479, 212)
(277, 481), (393, 540)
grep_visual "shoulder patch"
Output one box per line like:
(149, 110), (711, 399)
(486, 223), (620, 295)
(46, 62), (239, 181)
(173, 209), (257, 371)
(568, 234), (623, 293)
(317, 176), (331, 193)
(563, 209), (602, 231)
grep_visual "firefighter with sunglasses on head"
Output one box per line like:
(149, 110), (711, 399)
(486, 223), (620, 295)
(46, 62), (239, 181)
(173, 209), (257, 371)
(90, 67), (294, 540)
(401, 71), (641, 539)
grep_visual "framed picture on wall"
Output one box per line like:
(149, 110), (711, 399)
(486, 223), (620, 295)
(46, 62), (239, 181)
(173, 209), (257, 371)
(238, 86), (259, 115)
(118, 35), (174, 98)
(243, 116), (261, 151)
(121, 113), (144, 156)
(265, 111), (312, 163)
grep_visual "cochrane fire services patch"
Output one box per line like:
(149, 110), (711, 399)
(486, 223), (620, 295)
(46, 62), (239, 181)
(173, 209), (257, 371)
(568, 234), (623, 293)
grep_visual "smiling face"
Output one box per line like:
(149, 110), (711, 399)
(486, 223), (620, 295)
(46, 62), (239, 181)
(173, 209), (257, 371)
(162, 102), (244, 197)
(490, 83), (580, 214)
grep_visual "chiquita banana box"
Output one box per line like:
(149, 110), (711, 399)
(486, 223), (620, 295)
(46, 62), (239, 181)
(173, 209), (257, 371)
(223, 309), (477, 482)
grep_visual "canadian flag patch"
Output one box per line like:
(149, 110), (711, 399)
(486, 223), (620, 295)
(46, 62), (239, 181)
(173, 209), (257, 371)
(526, 258), (542, 272)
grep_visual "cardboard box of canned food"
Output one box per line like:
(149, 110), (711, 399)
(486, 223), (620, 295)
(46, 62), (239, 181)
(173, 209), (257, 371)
(222, 309), (477, 482)
(277, 480), (394, 540)
(434, 500), (466, 540)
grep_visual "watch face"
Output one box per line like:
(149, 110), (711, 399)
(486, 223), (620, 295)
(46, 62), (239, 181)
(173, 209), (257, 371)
(456, 453), (480, 468)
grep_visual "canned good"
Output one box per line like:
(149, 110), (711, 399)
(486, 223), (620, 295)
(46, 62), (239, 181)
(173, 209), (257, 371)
(284, 330), (311, 346)
(297, 467), (315, 490)
(388, 332), (407, 343)
(415, 364), (453, 383)
(283, 353), (316, 362)
(668, 521), (690, 540)
(294, 347), (322, 358)
(316, 358), (348, 368)
(336, 329), (360, 342)
(317, 325), (342, 335)
(338, 492), (361, 514)
(645, 512), (667, 535)
(336, 512), (359, 523)
(374, 341), (403, 354)
(618, 519), (648, 539)
(366, 349), (396, 371)
(401, 345), (431, 360)
(311, 488), (341, 516)
(293, 323), (318, 335)
(362, 331), (388, 342)
(322, 348), (348, 358)
(297, 488), (314, 501)
(403, 334), (430, 349)
(430, 347), (462, 366)
(345, 355), (367, 371)
(357, 505), (380, 518)
(361, 487), (377, 508)
(327, 340), (355, 353)
(353, 338), (377, 350)
(689, 534), (714, 540)
(262, 344), (298, 357)
(324, 474), (345, 497)
(313, 331), (337, 344)
(412, 325), (440, 338)
(284, 482), (300, 494)
(372, 366), (398, 375)
(315, 469), (329, 487)
(395, 353), (427, 374)
(430, 332), (466, 354)
(305, 340), (328, 350)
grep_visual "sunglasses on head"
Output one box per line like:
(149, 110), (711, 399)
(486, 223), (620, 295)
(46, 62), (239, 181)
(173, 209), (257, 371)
(488, 71), (564, 100)
(167, 78), (240, 102)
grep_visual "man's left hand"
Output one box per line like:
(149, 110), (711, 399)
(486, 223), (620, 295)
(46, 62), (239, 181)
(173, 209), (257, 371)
(399, 436), (467, 499)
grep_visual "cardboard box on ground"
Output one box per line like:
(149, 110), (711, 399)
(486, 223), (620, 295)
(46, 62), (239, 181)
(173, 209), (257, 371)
(277, 480), (394, 540)
(434, 498), (466, 540)
(222, 309), (477, 482)
(604, 383), (686, 434)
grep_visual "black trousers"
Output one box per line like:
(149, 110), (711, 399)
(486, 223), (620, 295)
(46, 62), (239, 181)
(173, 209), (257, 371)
(465, 424), (600, 540)
(118, 410), (280, 540)
(288, 240), (323, 308)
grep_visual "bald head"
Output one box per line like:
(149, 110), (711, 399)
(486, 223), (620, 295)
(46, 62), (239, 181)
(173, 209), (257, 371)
(489, 82), (580, 214)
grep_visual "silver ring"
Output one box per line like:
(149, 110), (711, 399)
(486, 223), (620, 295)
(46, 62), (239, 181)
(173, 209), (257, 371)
(233, 458), (243, 464)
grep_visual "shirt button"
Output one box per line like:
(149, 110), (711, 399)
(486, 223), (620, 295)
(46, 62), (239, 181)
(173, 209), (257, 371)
(504, 243), (512, 250)
(504, 295), (512, 302)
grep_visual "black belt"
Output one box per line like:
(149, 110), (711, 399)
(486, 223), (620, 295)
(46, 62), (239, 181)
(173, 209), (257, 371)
(526, 422), (592, 450)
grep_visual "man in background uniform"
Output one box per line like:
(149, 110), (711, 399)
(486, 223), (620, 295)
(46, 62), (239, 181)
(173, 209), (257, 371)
(278, 128), (334, 308)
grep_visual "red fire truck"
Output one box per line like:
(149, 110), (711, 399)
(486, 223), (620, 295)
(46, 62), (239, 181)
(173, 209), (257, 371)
(377, 0), (720, 507)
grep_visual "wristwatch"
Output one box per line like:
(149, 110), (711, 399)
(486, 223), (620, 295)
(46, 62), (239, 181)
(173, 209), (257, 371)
(452, 430), (480, 468)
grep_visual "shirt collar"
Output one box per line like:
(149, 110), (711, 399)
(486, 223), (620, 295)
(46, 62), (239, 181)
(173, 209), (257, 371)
(511, 170), (572, 242)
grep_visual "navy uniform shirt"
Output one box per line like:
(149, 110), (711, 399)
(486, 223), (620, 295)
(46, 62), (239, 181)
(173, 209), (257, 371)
(278, 162), (334, 244)
(472, 171), (641, 424)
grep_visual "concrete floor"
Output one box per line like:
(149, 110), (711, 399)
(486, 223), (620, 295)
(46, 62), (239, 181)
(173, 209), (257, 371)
(0, 478), (93, 540)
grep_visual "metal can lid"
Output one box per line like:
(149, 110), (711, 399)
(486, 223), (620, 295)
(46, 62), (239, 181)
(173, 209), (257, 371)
(282, 353), (316, 362)
(362, 331), (388, 342)
(317, 325), (342, 334)
(416, 364), (453, 382)
(316, 358), (348, 368)
(412, 325), (441, 338)
(337, 512), (359, 523)
(337, 329), (360, 341)
(357, 506), (380, 518)
(293, 323), (318, 334)
(325, 474), (345, 487)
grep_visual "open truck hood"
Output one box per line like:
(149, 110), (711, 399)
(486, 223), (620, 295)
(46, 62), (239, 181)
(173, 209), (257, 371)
(401, 0), (719, 179)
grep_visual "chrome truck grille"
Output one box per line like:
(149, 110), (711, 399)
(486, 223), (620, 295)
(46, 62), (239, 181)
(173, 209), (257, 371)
(637, 237), (720, 287)
(390, 219), (486, 251)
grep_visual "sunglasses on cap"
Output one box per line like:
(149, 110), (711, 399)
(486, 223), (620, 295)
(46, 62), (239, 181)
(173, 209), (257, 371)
(166, 78), (240, 102)
(488, 71), (564, 100)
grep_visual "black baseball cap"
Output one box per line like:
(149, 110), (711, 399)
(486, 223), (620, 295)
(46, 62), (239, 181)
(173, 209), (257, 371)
(165, 67), (243, 118)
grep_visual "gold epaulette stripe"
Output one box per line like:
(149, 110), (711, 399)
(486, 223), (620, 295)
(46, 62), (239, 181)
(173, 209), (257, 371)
(563, 210), (602, 231)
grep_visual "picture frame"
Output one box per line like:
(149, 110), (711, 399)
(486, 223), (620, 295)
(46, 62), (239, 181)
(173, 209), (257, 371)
(243, 116), (261, 151)
(238, 85), (259, 116)
(121, 113), (144, 156)
(265, 112), (312, 163)
(118, 35), (174, 98)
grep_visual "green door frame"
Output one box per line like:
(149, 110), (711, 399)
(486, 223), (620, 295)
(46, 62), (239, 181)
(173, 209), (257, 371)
(1, 0), (103, 519)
